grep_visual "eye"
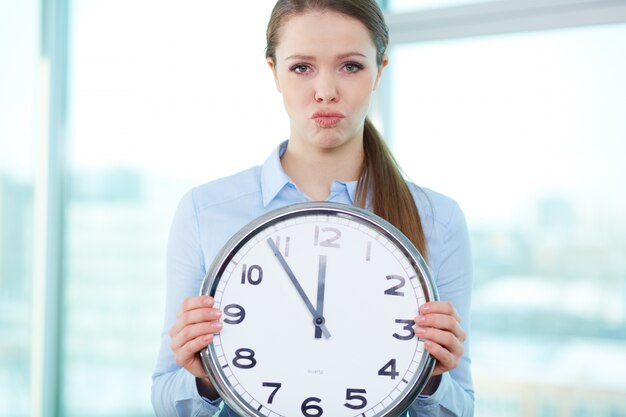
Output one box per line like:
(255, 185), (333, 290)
(343, 62), (364, 73)
(290, 64), (311, 74)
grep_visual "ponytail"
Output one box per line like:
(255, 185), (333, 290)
(355, 118), (428, 261)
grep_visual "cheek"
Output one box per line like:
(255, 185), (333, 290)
(281, 82), (310, 115)
(345, 76), (376, 104)
(349, 85), (374, 113)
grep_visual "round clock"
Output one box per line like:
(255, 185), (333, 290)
(200, 201), (438, 417)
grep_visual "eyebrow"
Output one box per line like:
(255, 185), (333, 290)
(284, 52), (368, 61)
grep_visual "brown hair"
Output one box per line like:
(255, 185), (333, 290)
(266, 0), (428, 260)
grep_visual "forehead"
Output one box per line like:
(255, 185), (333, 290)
(275, 11), (376, 59)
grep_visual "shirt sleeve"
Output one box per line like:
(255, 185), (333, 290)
(151, 189), (222, 417)
(406, 199), (475, 416)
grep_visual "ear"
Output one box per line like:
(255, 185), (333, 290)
(373, 54), (389, 91)
(267, 57), (281, 92)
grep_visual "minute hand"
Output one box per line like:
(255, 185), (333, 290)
(267, 238), (331, 338)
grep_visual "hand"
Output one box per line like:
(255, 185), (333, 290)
(315, 255), (327, 339)
(267, 238), (331, 338)
(169, 296), (223, 379)
(414, 301), (466, 377)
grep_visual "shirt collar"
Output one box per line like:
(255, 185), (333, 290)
(261, 140), (358, 207)
(331, 179), (357, 205)
(261, 140), (292, 207)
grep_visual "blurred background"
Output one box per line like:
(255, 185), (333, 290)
(1, 0), (625, 416)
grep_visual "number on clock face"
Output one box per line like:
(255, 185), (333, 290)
(223, 304), (245, 325)
(313, 226), (341, 248)
(232, 348), (256, 369)
(202, 205), (435, 417)
(262, 382), (281, 404)
(241, 264), (263, 285)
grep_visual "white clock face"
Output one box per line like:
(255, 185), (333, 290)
(202, 203), (436, 417)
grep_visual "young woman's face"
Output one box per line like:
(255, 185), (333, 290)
(269, 11), (386, 152)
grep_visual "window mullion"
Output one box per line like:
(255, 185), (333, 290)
(31, 0), (70, 416)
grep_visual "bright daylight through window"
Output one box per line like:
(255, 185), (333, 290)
(391, 22), (626, 416)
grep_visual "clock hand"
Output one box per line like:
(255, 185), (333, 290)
(267, 238), (331, 338)
(315, 255), (327, 339)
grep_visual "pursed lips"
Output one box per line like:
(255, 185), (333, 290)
(311, 111), (345, 128)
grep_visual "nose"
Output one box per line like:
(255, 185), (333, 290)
(314, 72), (339, 103)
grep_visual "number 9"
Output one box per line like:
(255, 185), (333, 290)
(223, 304), (246, 325)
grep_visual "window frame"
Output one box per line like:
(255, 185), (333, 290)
(384, 0), (626, 43)
(32, 0), (70, 416)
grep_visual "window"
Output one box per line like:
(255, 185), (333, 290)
(61, 0), (284, 415)
(390, 22), (626, 416)
(0, 1), (39, 416)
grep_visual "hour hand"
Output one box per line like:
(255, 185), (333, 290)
(267, 238), (331, 338)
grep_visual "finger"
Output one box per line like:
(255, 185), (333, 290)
(424, 340), (459, 376)
(419, 301), (461, 323)
(170, 307), (222, 337)
(171, 321), (223, 350)
(414, 313), (466, 342)
(176, 296), (214, 319)
(174, 333), (215, 370)
(183, 296), (215, 312)
(414, 326), (464, 359)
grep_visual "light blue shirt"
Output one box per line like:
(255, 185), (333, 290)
(152, 141), (474, 416)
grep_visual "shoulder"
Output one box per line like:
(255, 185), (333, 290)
(407, 183), (465, 231)
(406, 183), (471, 281)
(169, 165), (265, 268)
(182, 165), (263, 213)
(406, 183), (470, 265)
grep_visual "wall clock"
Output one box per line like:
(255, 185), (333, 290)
(200, 201), (438, 416)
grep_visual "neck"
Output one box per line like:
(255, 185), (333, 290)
(281, 138), (364, 201)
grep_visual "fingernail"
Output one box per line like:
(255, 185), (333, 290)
(214, 322), (223, 330)
(414, 327), (426, 334)
(203, 297), (213, 305)
(417, 316), (426, 323)
(420, 305), (431, 313)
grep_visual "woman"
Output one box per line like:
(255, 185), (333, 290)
(152, 0), (474, 415)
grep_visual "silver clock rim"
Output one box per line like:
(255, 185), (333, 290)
(199, 201), (439, 417)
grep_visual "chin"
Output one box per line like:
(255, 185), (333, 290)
(317, 138), (345, 149)
(311, 131), (351, 150)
